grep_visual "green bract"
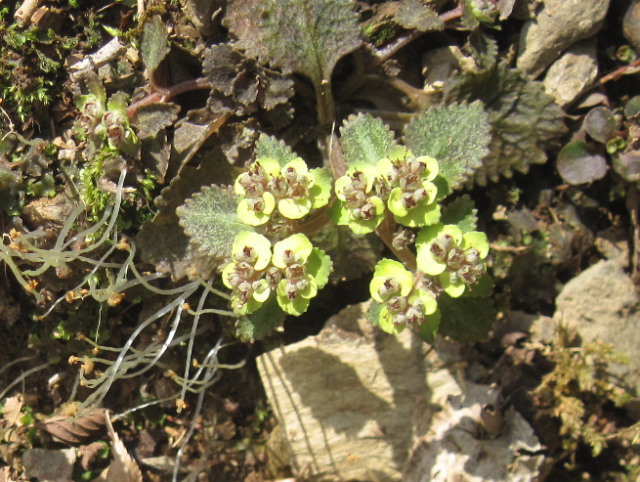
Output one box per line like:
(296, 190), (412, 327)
(235, 157), (332, 226)
(416, 224), (489, 297)
(331, 165), (386, 234)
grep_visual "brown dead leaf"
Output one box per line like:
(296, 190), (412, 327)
(36, 407), (107, 445)
(0, 466), (15, 482)
(2, 395), (24, 427)
(92, 412), (143, 482)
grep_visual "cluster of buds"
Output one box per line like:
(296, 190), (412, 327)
(222, 232), (331, 316)
(234, 157), (332, 227)
(332, 147), (441, 233)
(74, 92), (139, 156)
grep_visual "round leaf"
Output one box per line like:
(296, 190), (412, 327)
(556, 141), (607, 185)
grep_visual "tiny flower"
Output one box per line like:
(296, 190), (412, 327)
(370, 259), (414, 303)
(274, 159), (331, 220)
(331, 165), (386, 234)
(416, 224), (489, 297)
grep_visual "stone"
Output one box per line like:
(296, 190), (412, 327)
(403, 383), (543, 482)
(554, 260), (640, 417)
(544, 40), (598, 107)
(22, 448), (76, 482)
(258, 303), (542, 481)
(517, 0), (609, 77)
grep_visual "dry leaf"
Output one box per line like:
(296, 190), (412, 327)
(2, 395), (24, 427)
(92, 412), (143, 482)
(37, 407), (107, 445)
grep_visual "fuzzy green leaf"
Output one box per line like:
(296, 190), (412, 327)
(440, 195), (478, 233)
(340, 114), (397, 166)
(444, 62), (567, 185)
(237, 296), (287, 342)
(255, 134), (298, 167)
(177, 185), (251, 261)
(130, 103), (181, 138)
(226, 0), (361, 86)
(140, 15), (170, 73)
(437, 293), (496, 343)
(404, 101), (491, 192)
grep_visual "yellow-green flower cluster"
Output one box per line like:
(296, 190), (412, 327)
(234, 157), (332, 227)
(369, 259), (440, 335)
(223, 232), (332, 316)
(331, 147), (441, 234)
(416, 224), (489, 297)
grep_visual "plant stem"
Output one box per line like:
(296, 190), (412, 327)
(376, 211), (417, 272)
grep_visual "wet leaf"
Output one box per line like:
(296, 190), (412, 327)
(140, 15), (170, 73)
(584, 107), (616, 144)
(340, 113), (397, 167)
(444, 62), (567, 185)
(225, 0), (361, 88)
(404, 101), (491, 192)
(556, 141), (607, 185)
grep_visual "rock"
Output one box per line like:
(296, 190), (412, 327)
(22, 448), (76, 482)
(402, 383), (543, 482)
(554, 260), (640, 417)
(257, 302), (542, 481)
(624, 0), (640, 54)
(544, 40), (598, 107)
(517, 0), (610, 77)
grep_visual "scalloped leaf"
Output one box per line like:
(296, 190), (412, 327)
(237, 296), (287, 342)
(140, 15), (170, 73)
(440, 195), (478, 233)
(340, 114), (397, 167)
(404, 101), (491, 192)
(255, 133), (298, 167)
(437, 293), (496, 344)
(177, 185), (251, 261)
(443, 62), (567, 186)
(225, 0), (361, 87)
(203, 44), (294, 111)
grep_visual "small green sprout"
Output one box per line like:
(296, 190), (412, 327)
(416, 224), (489, 297)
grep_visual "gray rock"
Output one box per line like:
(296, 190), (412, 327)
(517, 0), (610, 77)
(554, 260), (640, 417)
(403, 383), (542, 482)
(22, 448), (75, 482)
(624, 0), (640, 54)
(258, 303), (541, 481)
(544, 40), (598, 107)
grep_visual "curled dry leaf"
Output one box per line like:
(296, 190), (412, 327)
(92, 412), (143, 482)
(36, 407), (107, 445)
